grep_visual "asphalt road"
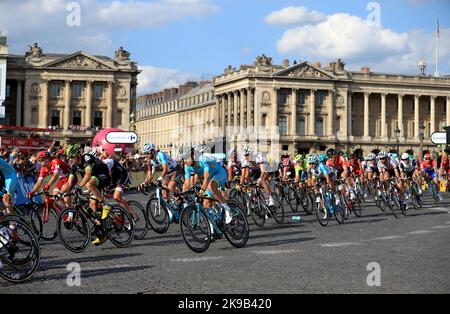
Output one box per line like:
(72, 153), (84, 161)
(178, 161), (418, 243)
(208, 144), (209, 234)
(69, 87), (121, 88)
(2, 190), (450, 294)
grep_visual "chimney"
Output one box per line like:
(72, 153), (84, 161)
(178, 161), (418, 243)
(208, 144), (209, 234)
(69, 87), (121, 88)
(199, 80), (211, 88)
(314, 61), (321, 68)
(282, 59), (290, 68)
(361, 67), (370, 74)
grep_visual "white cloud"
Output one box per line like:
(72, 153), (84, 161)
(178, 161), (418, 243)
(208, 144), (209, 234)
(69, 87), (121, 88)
(265, 6), (325, 26)
(137, 66), (198, 95)
(0, 0), (218, 55)
(268, 7), (450, 74)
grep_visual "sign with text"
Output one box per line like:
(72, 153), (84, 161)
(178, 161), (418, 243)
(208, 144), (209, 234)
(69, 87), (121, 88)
(431, 132), (447, 144)
(106, 131), (138, 144)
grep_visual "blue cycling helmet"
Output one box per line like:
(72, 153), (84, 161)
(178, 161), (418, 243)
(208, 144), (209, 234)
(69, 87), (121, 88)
(318, 154), (327, 163)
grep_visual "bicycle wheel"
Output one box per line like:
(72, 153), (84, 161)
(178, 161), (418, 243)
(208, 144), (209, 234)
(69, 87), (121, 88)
(301, 193), (314, 215)
(287, 186), (300, 213)
(57, 208), (91, 253)
(249, 193), (266, 228)
(180, 205), (211, 253)
(387, 190), (400, 218)
(269, 192), (285, 224)
(430, 184), (440, 205)
(314, 195), (328, 227)
(33, 203), (58, 241)
(146, 198), (170, 234)
(333, 193), (346, 224)
(127, 200), (148, 240)
(104, 205), (135, 248)
(15, 204), (43, 240)
(223, 201), (249, 248)
(352, 194), (363, 217)
(0, 215), (41, 283)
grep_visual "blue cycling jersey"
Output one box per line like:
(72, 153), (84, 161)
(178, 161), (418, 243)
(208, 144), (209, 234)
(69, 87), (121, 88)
(310, 162), (332, 178)
(151, 151), (178, 172)
(185, 154), (223, 179)
(0, 158), (18, 196)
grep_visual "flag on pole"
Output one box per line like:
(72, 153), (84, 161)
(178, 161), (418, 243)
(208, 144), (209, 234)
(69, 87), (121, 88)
(437, 16), (440, 38)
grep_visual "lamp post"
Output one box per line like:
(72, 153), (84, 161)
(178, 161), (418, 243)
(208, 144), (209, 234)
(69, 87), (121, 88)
(419, 124), (425, 161)
(395, 127), (401, 154)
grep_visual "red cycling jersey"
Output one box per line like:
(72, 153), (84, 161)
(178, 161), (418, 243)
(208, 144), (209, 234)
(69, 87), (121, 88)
(440, 156), (450, 172)
(348, 159), (363, 175)
(420, 160), (436, 171)
(39, 158), (70, 179)
(326, 155), (347, 172)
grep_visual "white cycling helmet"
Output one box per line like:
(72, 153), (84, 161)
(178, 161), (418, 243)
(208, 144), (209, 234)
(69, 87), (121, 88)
(228, 149), (237, 158)
(366, 153), (376, 161)
(401, 153), (410, 160)
(378, 151), (388, 159)
(242, 146), (253, 155)
(307, 154), (318, 164)
(143, 143), (156, 154)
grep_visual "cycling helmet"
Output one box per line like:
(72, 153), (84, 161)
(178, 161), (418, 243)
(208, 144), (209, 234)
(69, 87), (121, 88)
(318, 154), (327, 163)
(66, 144), (81, 158)
(326, 148), (336, 157)
(228, 149), (237, 158)
(366, 153), (376, 161)
(424, 153), (431, 160)
(195, 144), (206, 154)
(307, 154), (318, 164)
(143, 143), (156, 154)
(242, 146), (253, 155)
(378, 151), (388, 159)
(294, 154), (304, 162)
(37, 150), (50, 160)
(401, 153), (410, 160)
(56, 149), (66, 157)
(182, 145), (196, 160)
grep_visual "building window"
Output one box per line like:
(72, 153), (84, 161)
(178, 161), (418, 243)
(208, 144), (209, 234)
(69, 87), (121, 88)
(297, 90), (306, 106)
(316, 91), (325, 107)
(117, 109), (123, 126)
(72, 110), (82, 126)
(94, 84), (104, 99)
(94, 111), (103, 127)
(297, 117), (306, 135)
(72, 83), (83, 98)
(278, 92), (288, 106)
(51, 110), (60, 127)
(261, 114), (267, 127)
(5, 84), (11, 98)
(279, 116), (288, 135)
(51, 82), (62, 97)
(31, 108), (38, 124)
(316, 117), (324, 136)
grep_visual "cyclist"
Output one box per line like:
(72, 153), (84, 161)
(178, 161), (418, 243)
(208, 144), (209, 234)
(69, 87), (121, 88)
(377, 151), (407, 208)
(240, 147), (254, 186)
(103, 154), (132, 212)
(0, 157), (18, 215)
(27, 150), (71, 200)
(254, 152), (273, 207)
(227, 149), (241, 185)
(65, 145), (112, 245)
(293, 154), (308, 186)
(307, 154), (337, 207)
(326, 148), (349, 179)
(399, 152), (421, 197)
(183, 145), (233, 225)
(420, 153), (441, 200)
(279, 154), (294, 181)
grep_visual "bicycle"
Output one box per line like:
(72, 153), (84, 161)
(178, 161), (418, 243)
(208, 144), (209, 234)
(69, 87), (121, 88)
(313, 180), (345, 226)
(56, 190), (135, 253)
(28, 190), (63, 241)
(180, 188), (249, 253)
(405, 176), (423, 210)
(0, 213), (41, 283)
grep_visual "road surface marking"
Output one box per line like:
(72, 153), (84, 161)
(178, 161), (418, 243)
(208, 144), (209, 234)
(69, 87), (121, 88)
(171, 256), (223, 263)
(446, 221), (450, 224)
(432, 208), (450, 213)
(83, 264), (132, 271)
(372, 235), (405, 240)
(253, 249), (299, 255)
(320, 242), (359, 247)
(431, 225), (450, 229)
(407, 230), (433, 235)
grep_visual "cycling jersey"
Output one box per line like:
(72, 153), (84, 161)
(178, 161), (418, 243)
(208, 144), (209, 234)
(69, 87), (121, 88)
(377, 156), (399, 172)
(150, 151), (178, 173)
(0, 158), (18, 196)
(241, 157), (253, 169)
(104, 159), (131, 189)
(310, 163), (332, 178)
(39, 158), (70, 180)
(326, 155), (347, 173)
(420, 160), (437, 171)
(71, 154), (111, 190)
(399, 159), (417, 173)
(348, 159), (363, 175)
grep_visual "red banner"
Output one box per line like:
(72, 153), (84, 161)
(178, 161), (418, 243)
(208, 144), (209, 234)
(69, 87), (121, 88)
(0, 137), (54, 149)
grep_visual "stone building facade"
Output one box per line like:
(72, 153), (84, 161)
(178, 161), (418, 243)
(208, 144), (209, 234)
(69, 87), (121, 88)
(136, 55), (450, 158)
(3, 43), (139, 144)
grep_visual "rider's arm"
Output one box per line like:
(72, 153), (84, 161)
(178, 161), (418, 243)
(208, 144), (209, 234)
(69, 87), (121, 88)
(29, 177), (44, 195)
(201, 170), (211, 192)
(46, 171), (59, 188)
(78, 166), (92, 188)
(143, 163), (153, 185)
(160, 164), (168, 179)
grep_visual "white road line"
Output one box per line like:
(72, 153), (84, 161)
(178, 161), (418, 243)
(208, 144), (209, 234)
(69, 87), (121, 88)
(83, 264), (132, 271)
(431, 225), (450, 229)
(320, 242), (360, 247)
(407, 230), (433, 235)
(372, 235), (405, 241)
(170, 256), (223, 263)
(431, 208), (450, 213)
(253, 249), (299, 255)
(446, 222), (450, 225)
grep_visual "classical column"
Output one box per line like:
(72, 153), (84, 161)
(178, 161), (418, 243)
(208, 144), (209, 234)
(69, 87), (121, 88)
(233, 91), (238, 134)
(63, 80), (71, 130)
(246, 88), (253, 128)
(309, 89), (316, 136)
(430, 95), (436, 134)
(363, 92), (370, 138)
(381, 93), (387, 138)
(15, 80), (23, 126)
(327, 89), (334, 136)
(222, 94), (227, 135)
(414, 95), (420, 139)
(85, 81), (93, 128)
(347, 91), (353, 137)
(291, 88), (297, 135)
(39, 80), (49, 129)
(447, 96), (450, 127)
(106, 81), (113, 128)
(272, 87), (278, 132)
(398, 94), (404, 138)
(240, 89), (245, 134)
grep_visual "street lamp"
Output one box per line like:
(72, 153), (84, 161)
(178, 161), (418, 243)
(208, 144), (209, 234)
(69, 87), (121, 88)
(395, 127), (401, 154)
(419, 124), (425, 161)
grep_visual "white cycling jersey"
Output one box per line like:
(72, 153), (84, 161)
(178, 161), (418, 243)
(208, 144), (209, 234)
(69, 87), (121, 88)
(399, 158), (417, 173)
(377, 156), (398, 171)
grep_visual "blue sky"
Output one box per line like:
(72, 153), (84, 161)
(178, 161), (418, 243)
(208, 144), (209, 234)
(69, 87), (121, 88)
(1, 0), (449, 94)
